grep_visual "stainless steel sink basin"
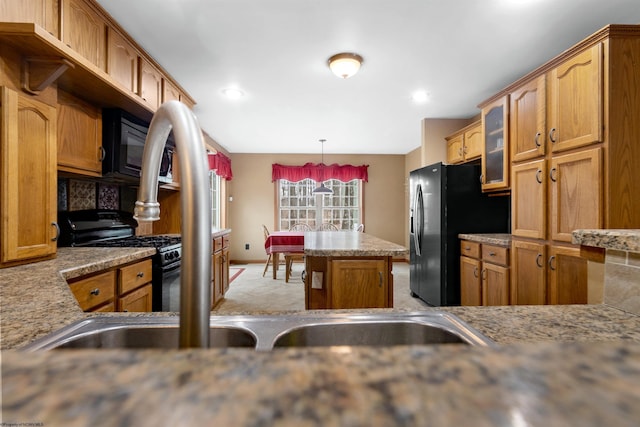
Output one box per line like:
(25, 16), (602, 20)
(21, 312), (495, 351)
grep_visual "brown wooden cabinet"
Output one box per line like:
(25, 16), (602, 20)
(106, 26), (140, 94)
(211, 233), (231, 308)
(0, 0), (59, 37)
(0, 87), (58, 268)
(445, 121), (482, 165)
(460, 240), (510, 306)
(305, 255), (393, 309)
(511, 240), (546, 305)
(56, 90), (103, 176)
(511, 159), (546, 239)
(480, 96), (509, 192)
(61, 0), (106, 70)
(139, 57), (162, 110)
(68, 257), (153, 312)
(510, 75), (546, 163)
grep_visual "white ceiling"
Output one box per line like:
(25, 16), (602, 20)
(95, 0), (640, 155)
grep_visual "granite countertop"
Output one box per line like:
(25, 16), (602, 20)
(458, 233), (512, 247)
(573, 229), (640, 252)
(304, 231), (409, 257)
(2, 247), (640, 425)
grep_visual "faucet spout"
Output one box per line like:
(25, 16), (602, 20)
(134, 101), (211, 348)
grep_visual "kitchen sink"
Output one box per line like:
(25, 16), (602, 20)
(21, 312), (495, 351)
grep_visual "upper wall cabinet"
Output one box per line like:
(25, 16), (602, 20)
(106, 26), (140, 94)
(480, 96), (509, 192)
(0, 0), (59, 37)
(510, 75), (546, 163)
(61, 0), (106, 71)
(139, 57), (163, 110)
(445, 121), (482, 165)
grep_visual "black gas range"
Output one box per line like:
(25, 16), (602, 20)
(57, 209), (181, 311)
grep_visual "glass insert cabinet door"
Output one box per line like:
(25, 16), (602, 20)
(481, 95), (509, 192)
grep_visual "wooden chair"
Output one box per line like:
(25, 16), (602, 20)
(262, 224), (272, 277)
(317, 223), (339, 231)
(284, 223), (310, 282)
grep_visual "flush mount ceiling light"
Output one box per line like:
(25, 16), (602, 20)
(412, 90), (429, 103)
(221, 87), (244, 99)
(328, 53), (364, 79)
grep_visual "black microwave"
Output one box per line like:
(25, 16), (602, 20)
(102, 109), (174, 184)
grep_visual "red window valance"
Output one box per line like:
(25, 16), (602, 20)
(272, 162), (368, 183)
(208, 152), (233, 180)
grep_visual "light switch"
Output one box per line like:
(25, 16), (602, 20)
(311, 272), (323, 289)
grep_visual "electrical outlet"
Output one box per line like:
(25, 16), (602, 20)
(245, 243), (250, 250)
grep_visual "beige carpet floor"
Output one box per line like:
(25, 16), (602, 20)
(213, 261), (430, 313)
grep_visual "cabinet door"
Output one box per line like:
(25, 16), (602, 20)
(511, 240), (546, 305)
(460, 256), (481, 306)
(212, 251), (223, 306)
(510, 75), (546, 162)
(61, 0), (106, 70)
(482, 263), (510, 306)
(69, 270), (116, 311)
(549, 147), (602, 243)
(1, 87), (58, 265)
(139, 58), (162, 110)
(446, 133), (464, 164)
(118, 259), (152, 295)
(330, 259), (388, 309)
(106, 27), (139, 94)
(119, 284), (152, 312)
(0, 0), (59, 37)
(548, 43), (603, 152)
(511, 159), (546, 239)
(481, 96), (509, 191)
(57, 90), (103, 176)
(463, 123), (482, 161)
(162, 79), (181, 104)
(222, 247), (230, 293)
(548, 245), (588, 305)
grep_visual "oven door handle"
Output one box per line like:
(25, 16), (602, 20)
(163, 260), (181, 272)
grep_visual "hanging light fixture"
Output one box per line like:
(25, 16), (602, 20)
(328, 53), (363, 79)
(313, 139), (333, 194)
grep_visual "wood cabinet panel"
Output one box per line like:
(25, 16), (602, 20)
(445, 121), (481, 165)
(548, 43), (603, 152)
(510, 75), (546, 162)
(511, 159), (546, 239)
(329, 259), (388, 309)
(481, 244), (509, 266)
(162, 78), (181, 104)
(56, 90), (103, 176)
(0, 0), (59, 37)
(481, 96), (509, 192)
(139, 57), (162, 110)
(511, 240), (546, 305)
(482, 263), (510, 306)
(460, 256), (481, 306)
(460, 241), (480, 259)
(118, 283), (152, 312)
(464, 124), (482, 160)
(119, 259), (152, 295)
(69, 270), (116, 311)
(548, 245), (588, 305)
(106, 26), (139, 93)
(61, 0), (106, 70)
(549, 147), (602, 243)
(1, 87), (57, 267)
(446, 133), (464, 164)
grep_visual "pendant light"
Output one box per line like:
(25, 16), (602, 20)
(313, 139), (333, 194)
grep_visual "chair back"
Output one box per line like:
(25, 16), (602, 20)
(262, 224), (270, 240)
(289, 223), (312, 231)
(354, 223), (364, 232)
(317, 223), (339, 231)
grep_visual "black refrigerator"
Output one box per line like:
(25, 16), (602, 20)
(409, 162), (510, 306)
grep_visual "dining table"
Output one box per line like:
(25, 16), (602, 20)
(264, 231), (305, 279)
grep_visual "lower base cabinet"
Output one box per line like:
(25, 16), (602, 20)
(211, 233), (230, 308)
(460, 240), (510, 306)
(68, 258), (153, 312)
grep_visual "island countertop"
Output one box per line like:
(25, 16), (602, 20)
(303, 231), (408, 257)
(2, 247), (640, 426)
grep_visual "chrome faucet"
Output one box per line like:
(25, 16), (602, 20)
(134, 101), (211, 348)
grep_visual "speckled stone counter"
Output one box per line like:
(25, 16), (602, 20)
(304, 231), (408, 257)
(573, 229), (640, 252)
(458, 233), (512, 247)
(3, 247), (640, 426)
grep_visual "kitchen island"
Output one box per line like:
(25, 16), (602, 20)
(2, 239), (640, 426)
(303, 231), (408, 309)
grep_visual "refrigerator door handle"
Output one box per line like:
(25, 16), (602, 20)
(414, 184), (423, 256)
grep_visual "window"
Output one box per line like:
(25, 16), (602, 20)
(278, 178), (361, 230)
(209, 170), (221, 229)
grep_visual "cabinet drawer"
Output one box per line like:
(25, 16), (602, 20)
(222, 234), (230, 249)
(214, 236), (223, 252)
(119, 259), (153, 295)
(482, 245), (509, 266)
(69, 270), (115, 311)
(460, 241), (480, 259)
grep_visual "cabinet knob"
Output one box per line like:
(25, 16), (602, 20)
(90, 288), (100, 296)
(481, 269), (487, 280)
(51, 222), (60, 242)
(137, 272), (144, 278)
(488, 251), (496, 257)
(534, 132), (542, 147)
(549, 128), (557, 143)
(536, 254), (543, 268)
(473, 267), (479, 278)
(549, 167), (557, 182)
(548, 256), (556, 271)
(99, 146), (106, 162)
(536, 169), (543, 184)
